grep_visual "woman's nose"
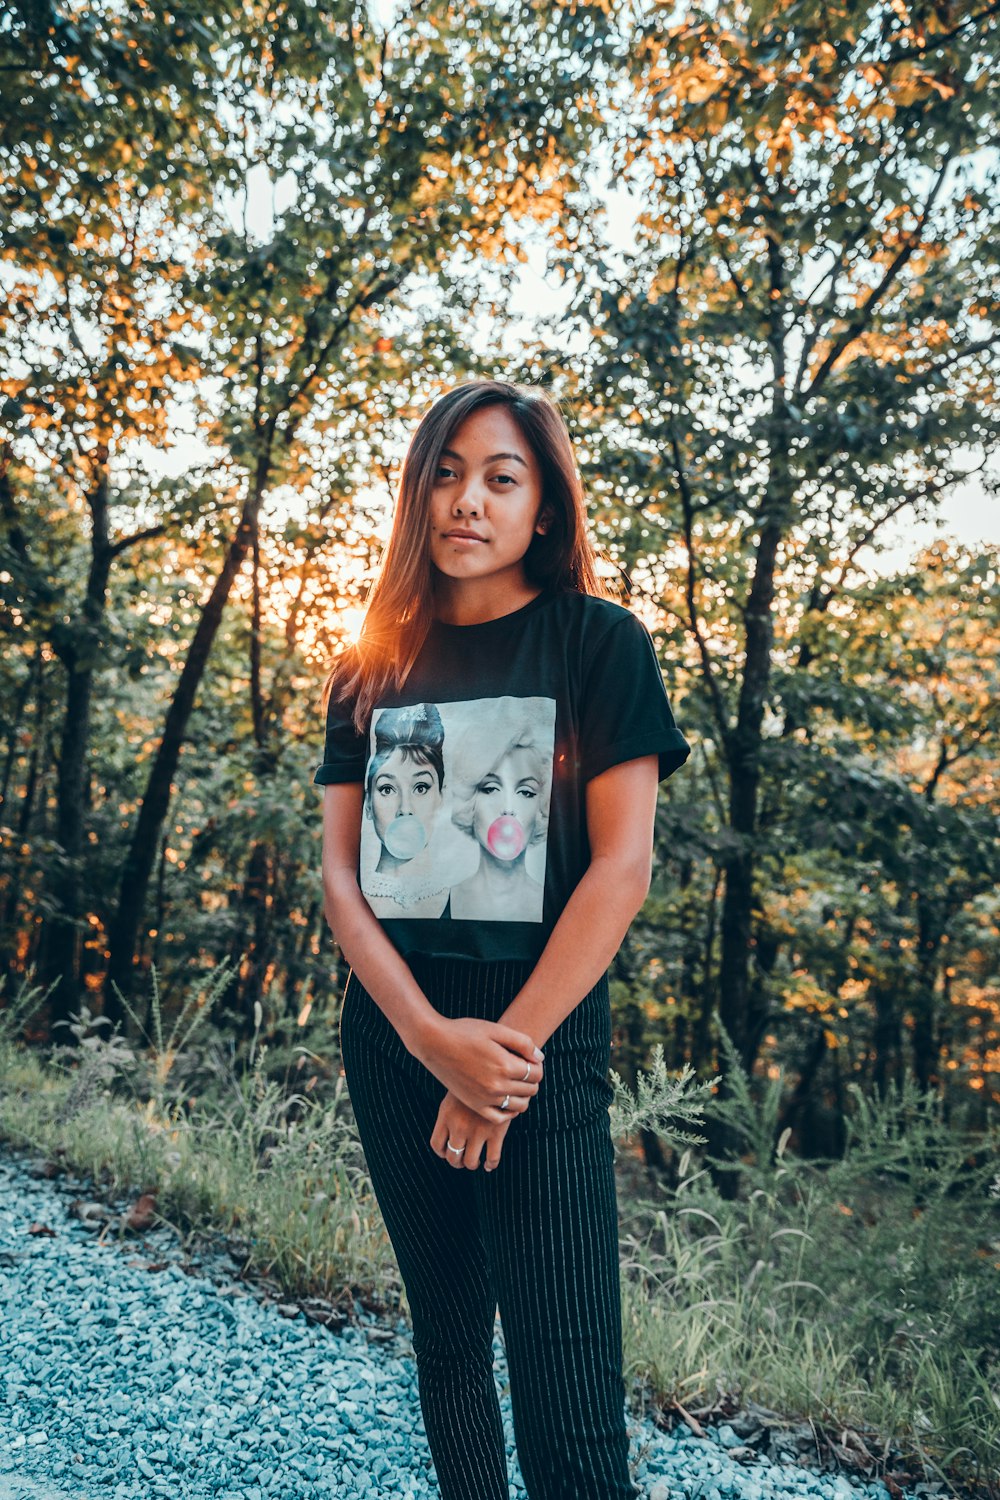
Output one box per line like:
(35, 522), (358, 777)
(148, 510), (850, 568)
(453, 483), (484, 516)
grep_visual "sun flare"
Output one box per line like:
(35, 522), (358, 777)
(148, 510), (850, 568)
(338, 604), (367, 643)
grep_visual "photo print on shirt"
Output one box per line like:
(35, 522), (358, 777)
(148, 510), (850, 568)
(360, 695), (557, 923)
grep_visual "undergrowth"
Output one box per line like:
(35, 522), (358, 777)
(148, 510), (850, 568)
(0, 969), (997, 1498)
(612, 1029), (1000, 1498)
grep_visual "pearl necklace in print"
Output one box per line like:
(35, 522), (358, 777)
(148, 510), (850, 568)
(364, 870), (449, 909)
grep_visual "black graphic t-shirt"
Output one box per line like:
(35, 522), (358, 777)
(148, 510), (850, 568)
(313, 587), (691, 964)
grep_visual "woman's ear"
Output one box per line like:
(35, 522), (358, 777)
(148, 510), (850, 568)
(535, 506), (555, 536)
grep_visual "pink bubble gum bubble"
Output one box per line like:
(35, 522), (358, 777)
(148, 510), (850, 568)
(486, 815), (526, 860)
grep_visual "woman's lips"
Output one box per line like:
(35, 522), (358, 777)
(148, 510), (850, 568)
(445, 532), (486, 543)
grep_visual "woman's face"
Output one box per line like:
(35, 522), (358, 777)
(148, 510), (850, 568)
(428, 405), (549, 597)
(471, 746), (541, 860)
(370, 749), (443, 858)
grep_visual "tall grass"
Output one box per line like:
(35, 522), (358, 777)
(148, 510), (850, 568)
(613, 1029), (1000, 1497)
(0, 966), (400, 1310)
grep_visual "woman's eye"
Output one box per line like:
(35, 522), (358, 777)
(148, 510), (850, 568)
(375, 783), (395, 796)
(413, 781), (431, 795)
(517, 786), (537, 799)
(491, 473), (515, 485)
(478, 779), (500, 795)
(435, 464), (456, 480)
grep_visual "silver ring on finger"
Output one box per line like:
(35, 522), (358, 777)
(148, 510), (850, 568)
(521, 1062), (531, 1081)
(446, 1141), (465, 1155)
(499, 1094), (510, 1111)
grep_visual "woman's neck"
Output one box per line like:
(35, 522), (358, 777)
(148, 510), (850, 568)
(471, 849), (531, 891)
(432, 572), (542, 626)
(374, 846), (433, 878)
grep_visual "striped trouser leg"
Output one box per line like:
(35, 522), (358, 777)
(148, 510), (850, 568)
(339, 971), (509, 1500)
(338, 956), (640, 1500)
(481, 1116), (641, 1500)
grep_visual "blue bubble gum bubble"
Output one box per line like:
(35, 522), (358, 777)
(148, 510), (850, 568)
(383, 814), (427, 859)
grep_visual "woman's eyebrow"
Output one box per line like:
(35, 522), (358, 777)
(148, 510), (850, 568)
(440, 447), (528, 468)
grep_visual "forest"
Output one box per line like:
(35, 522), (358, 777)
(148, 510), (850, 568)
(1, 1), (998, 1495)
(2, 0), (997, 1138)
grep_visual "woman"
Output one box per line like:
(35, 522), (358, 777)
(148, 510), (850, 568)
(362, 702), (449, 919)
(447, 699), (552, 922)
(315, 377), (691, 1499)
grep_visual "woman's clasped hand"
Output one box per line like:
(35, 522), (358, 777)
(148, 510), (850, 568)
(414, 1014), (545, 1171)
(430, 1088), (514, 1172)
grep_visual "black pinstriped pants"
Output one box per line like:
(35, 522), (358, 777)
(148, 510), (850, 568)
(338, 953), (641, 1500)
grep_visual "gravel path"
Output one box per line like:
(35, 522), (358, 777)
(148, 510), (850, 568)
(0, 1145), (913, 1500)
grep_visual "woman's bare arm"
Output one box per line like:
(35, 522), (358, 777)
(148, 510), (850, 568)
(495, 754), (660, 1047)
(322, 783), (544, 1117)
(322, 782), (441, 1053)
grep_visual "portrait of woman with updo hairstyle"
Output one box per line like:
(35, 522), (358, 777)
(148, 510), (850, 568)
(446, 696), (554, 923)
(361, 702), (450, 919)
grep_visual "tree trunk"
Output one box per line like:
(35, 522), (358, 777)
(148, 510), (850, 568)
(776, 1024), (828, 1153)
(705, 229), (794, 1192)
(872, 977), (902, 1098)
(236, 510), (327, 1034)
(707, 505), (787, 1191)
(0, 643), (37, 811)
(0, 649), (46, 961)
(912, 896), (943, 1093)
(38, 464), (113, 1040)
(689, 866), (720, 1073)
(226, 838), (272, 1040)
(103, 472), (267, 1024)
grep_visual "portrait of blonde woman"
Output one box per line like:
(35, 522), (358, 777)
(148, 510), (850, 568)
(446, 699), (553, 922)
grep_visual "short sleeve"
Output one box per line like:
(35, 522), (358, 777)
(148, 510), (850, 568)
(313, 675), (368, 786)
(579, 612), (691, 783)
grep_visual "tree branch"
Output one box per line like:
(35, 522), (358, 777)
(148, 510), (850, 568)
(924, 716), (995, 798)
(900, 332), (1000, 397)
(279, 269), (404, 448)
(804, 148), (955, 399)
(793, 219), (877, 396)
(670, 429), (733, 750)
(886, 0), (1000, 59)
(108, 523), (168, 559)
(813, 464), (981, 609)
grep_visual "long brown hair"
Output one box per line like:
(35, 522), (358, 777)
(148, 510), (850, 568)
(321, 378), (619, 734)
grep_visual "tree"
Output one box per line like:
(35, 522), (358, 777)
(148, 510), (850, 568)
(789, 542), (1000, 1097)
(563, 0), (1000, 1174)
(1, 0), (621, 1028)
(102, 0), (622, 1023)
(0, 0), (250, 1035)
